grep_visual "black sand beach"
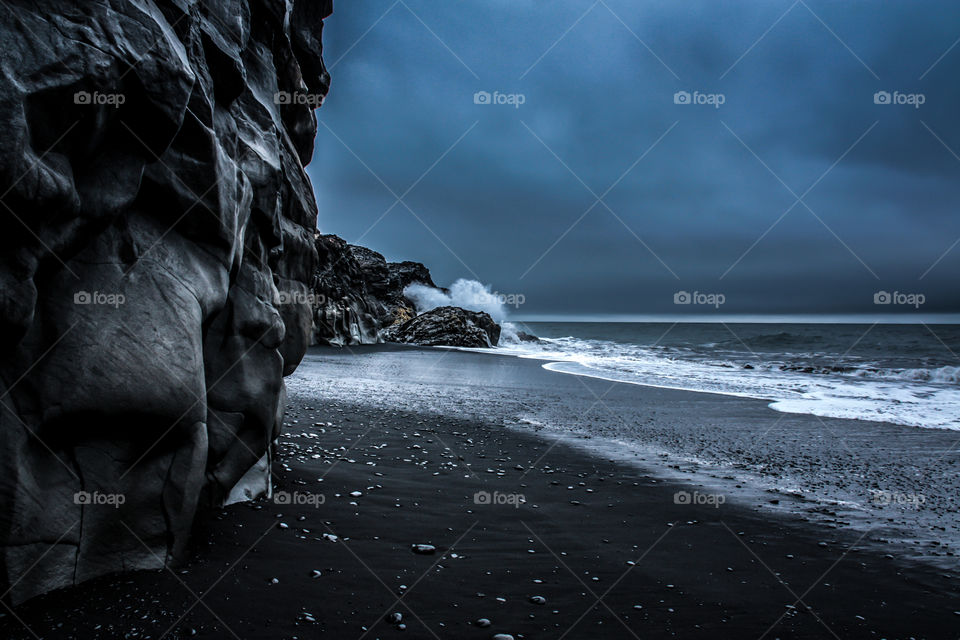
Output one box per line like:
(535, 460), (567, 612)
(3, 346), (959, 639)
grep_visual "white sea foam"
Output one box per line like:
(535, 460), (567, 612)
(495, 336), (960, 431)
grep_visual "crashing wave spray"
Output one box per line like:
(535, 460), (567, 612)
(403, 279), (525, 343)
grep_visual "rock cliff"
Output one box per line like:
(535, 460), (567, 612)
(311, 234), (437, 345)
(0, 0), (332, 603)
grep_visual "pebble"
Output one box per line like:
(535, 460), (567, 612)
(350, 491), (363, 497)
(475, 618), (491, 628)
(529, 595), (546, 605)
(491, 635), (515, 640)
(387, 612), (403, 624)
(411, 544), (436, 554)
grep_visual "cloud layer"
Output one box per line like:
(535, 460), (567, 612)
(309, 0), (960, 315)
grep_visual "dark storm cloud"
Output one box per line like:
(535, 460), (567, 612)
(308, 0), (960, 315)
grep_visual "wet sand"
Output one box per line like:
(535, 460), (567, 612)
(2, 345), (958, 639)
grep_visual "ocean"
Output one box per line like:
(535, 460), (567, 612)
(497, 322), (960, 430)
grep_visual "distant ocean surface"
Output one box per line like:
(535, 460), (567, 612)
(495, 322), (960, 430)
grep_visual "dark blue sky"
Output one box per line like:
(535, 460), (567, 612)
(308, 0), (960, 316)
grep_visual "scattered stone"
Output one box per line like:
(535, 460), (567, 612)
(529, 596), (546, 605)
(412, 544), (436, 555)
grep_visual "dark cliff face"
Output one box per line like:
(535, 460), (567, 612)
(0, 0), (332, 603)
(312, 234), (437, 345)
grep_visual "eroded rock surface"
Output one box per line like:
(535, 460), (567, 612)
(0, 0), (332, 603)
(387, 306), (502, 348)
(312, 234), (436, 345)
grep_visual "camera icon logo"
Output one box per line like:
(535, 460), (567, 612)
(873, 290), (891, 304)
(673, 290), (692, 304)
(474, 490), (491, 504)
(274, 491), (291, 504)
(673, 490), (691, 504)
(873, 91), (891, 105)
(473, 91), (492, 105)
(274, 91), (292, 105)
(673, 91), (691, 105)
(74, 291), (92, 304)
(73, 491), (91, 504)
(74, 91), (92, 105)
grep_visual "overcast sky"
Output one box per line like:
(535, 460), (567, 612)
(307, 0), (960, 316)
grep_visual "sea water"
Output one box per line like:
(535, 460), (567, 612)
(498, 322), (960, 430)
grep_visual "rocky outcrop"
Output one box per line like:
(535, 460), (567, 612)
(311, 234), (436, 345)
(387, 306), (502, 348)
(0, 0), (332, 603)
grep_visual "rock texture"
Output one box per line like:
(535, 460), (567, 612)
(387, 306), (501, 348)
(312, 234), (436, 345)
(0, 0), (332, 603)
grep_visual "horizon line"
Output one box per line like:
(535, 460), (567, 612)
(511, 313), (960, 325)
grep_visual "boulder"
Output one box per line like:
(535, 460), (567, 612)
(388, 306), (502, 348)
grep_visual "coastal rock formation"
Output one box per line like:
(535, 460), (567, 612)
(312, 234), (437, 345)
(387, 306), (502, 348)
(0, 0), (332, 603)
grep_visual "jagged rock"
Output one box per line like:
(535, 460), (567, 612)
(516, 331), (541, 343)
(311, 234), (435, 345)
(388, 306), (501, 348)
(0, 0), (332, 603)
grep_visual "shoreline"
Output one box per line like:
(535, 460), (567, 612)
(2, 345), (958, 639)
(299, 345), (960, 566)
